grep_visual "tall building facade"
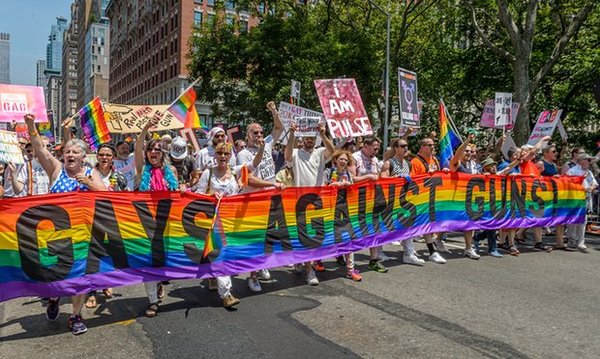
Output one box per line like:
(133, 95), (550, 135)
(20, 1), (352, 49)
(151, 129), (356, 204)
(46, 17), (68, 72)
(0, 33), (10, 84)
(36, 60), (47, 87)
(61, 1), (80, 128)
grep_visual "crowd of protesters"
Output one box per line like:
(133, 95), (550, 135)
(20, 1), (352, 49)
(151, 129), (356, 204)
(1, 104), (599, 335)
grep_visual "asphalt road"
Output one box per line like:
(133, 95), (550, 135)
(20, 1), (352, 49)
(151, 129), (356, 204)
(1, 234), (600, 359)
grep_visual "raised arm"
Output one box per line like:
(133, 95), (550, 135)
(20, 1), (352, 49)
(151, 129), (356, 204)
(284, 121), (296, 163)
(449, 134), (474, 172)
(319, 123), (335, 160)
(266, 101), (284, 142)
(135, 117), (158, 176)
(24, 114), (61, 179)
(497, 159), (520, 175)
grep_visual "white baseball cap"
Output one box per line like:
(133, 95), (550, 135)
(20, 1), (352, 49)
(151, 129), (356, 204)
(170, 136), (188, 160)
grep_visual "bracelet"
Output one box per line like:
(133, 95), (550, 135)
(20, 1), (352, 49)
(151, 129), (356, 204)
(29, 130), (39, 137)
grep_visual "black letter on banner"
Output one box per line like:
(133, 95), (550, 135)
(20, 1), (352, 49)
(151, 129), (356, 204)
(510, 179), (527, 218)
(549, 179), (558, 217)
(86, 200), (129, 274)
(16, 205), (73, 282)
(181, 199), (214, 264)
(357, 186), (370, 237)
(398, 181), (418, 227)
(265, 194), (292, 254)
(133, 199), (172, 267)
(529, 180), (547, 218)
(489, 178), (508, 219)
(465, 178), (485, 220)
(372, 184), (395, 232)
(296, 193), (324, 248)
(334, 189), (356, 243)
(423, 176), (443, 222)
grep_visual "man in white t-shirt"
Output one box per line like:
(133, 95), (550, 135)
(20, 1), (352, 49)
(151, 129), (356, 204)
(196, 127), (236, 171)
(113, 140), (136, 191)
(285, 121), (335, 286)
(566, 153), (598, 251)
(9, 141), (51, 196)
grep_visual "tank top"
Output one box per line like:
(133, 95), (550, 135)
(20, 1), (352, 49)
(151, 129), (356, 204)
(389, 157), (410, 177)
(50, 167), (93, 193)
(541, 160), (558, 176)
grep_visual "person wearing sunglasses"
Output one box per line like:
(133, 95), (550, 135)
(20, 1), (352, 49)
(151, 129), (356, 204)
(196, 127), (235, 171)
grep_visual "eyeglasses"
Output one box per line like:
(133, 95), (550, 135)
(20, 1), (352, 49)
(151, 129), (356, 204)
(238, 145), (246, 149)
(147, 147), (162, 152)
(253, 130), (264, 135)
(337, 157), (349, 162)
(216, 151), (231, 156)
(465, 150), (474, 153)
(45, 144), (52, 148)
(26, 150), (34, 154)
(423, 144), (435, 147)
(98, 153), (113, 157)
(398, 144), (408, 148)
(214, 133), (226, 138)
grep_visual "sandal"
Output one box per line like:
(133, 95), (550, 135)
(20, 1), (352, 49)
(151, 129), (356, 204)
(145, 303), (159, 317)
(102, 288), (113, 298)
(514, 236), (527, 245)
(85, 295), (97, 309)
(157, 283), (165, 300)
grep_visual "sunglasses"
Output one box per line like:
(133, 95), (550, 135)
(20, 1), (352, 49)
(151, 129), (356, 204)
(465, 150), (474, 153)
(398, 144), (408, 148)
(216, 151), (231, 156)
(147, 147), (162, 152)
(214, 133), (226, 138)
(98, 153), (113, 157)
(253, 130), (264, 135)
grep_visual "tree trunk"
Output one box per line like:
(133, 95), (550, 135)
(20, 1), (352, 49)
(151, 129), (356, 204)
(512, 59), (532, 146)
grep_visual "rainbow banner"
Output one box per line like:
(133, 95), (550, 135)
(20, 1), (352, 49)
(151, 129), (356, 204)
(0, 173), (585, 302)
(79, 97), (111, 151)
(167, 86), (204, 129)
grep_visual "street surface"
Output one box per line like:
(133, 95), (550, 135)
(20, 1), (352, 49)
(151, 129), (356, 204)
(1, 234), (600, 359)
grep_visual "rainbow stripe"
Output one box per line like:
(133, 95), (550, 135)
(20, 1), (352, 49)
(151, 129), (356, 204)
(167, 87), (205, 129)
(79, 97), (111, 151)
(38, 122), (54, 143)
(439, 101), (462, 168)
(0, 173), (586, 301)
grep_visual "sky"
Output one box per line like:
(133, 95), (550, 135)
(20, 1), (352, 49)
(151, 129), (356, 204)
(0, 0), (74, 86)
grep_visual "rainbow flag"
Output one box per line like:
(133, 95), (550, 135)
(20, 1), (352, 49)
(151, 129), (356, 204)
(38, 122), (54, 143)
(167, 85), (205, 130)
(439, 101), (462, 169)
(79, 97), (111, 151)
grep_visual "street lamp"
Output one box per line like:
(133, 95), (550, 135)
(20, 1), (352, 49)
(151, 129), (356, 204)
(368, 0), (391, 150)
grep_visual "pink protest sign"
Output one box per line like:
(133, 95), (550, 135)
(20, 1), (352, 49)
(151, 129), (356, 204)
(0, 84), (48, 122)
(479, 99), (519, 129)
(314, 78), (373, 139)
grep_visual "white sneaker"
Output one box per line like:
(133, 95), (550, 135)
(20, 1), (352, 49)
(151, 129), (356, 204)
(390, 240), (403, 245)
(428, 252), (447, 264)
(258, 269), (271, 280)
(577, 243), (588, 251)
(434, 239), (451, 253)
(403, 252), (425, 266)
(465, 247), (481, 260)
(306, 269), (319, 286)
(248, 277), (262, 292)
(378, 252), (392, 262)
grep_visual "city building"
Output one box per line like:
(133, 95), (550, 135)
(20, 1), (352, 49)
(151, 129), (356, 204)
(0, 33), (10, 84)
(45, 17), (68, 72)
(36, 60), (47, 87)
(61, 1), (79, 127)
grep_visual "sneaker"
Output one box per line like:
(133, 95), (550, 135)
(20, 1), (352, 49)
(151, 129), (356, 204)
(46, 298), (60, 321)
(434, 239), (451, 253)
(577, 243), (588, 252)
(489, 250), (503, 258)
(510, 246), (520, 256)
(403, 252), (425, 266)
(222, 294), (240, 308)
(306, 269), (319, 286)
(428, 252), (447, 264)
(345, 269), (362, 282)
(335, 256), (347, 267)
(378, 252), (392, 262)
(257, 269), (271, 280)
(313, 261), (326, 272)
(473, 240), (480, 253)
(368, 260), (388, 273)
(564, 246), (577, 252)
(533, 242), (553, 252)
(68, 315), (88, 335)
(390, 240), (402, 245)
(207, 278), (218, 291)
(157, 283), (165, 299)
(465, 247), (481, 260)
(248, 277), (262, 292)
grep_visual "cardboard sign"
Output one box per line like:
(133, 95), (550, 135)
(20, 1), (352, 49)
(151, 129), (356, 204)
(480, 99), (519, 129)
(226, 125), (242, 144)
(314, 78), (372, 139)
(180, 128), (200, 154)
(0, 85), (48, 123)
(277, 102), (325, 144)
(0, 130), (25, 164)
(494, 92), (512, 127)
(295, 116), (321, 137)
(105, 104), (184, 133)
(291, 80), (301, 100)
(527, 109), (563, 145)
(398, 68), (420, 127)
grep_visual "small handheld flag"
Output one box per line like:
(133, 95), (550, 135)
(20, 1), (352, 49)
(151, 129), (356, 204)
(79, 97), (111, 151)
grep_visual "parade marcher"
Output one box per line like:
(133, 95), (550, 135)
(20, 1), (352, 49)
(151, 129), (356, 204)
(234, 139), (246, 154)
(561, 147), (586, 175)
(169, 136), (199, 192)
(24, 114), (107, 335)
(536, 144), (565, 249)
(410, 137), (448, 264)
(350, 136), (389, 273)
(196, 127), (235, 171)
(236, 101), (285, 292)
(2, 137), (27, 198)
(8, 139), (51, 197)
(113, 139), (136, 191)
(380, 138), (425, 266)
(566, 153), (598, 251)
(477, 157), (504, 257)
(134, 117), (179, 317)
(285, 121), (335, 286)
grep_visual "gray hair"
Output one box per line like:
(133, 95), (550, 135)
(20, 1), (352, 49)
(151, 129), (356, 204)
(64, 139), (89, 153)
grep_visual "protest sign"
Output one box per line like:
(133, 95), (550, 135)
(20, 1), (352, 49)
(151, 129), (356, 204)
(556, 120), (568, 142)
(314, 78), (373, 139)
(180, 128), (201, 154)
(500, 131), (517, 160)
(277, 102), (325, 144)
(0, 130), (25, 164)
(0, 173), (585, 301)
(0, 84), (48, 123)
(226, 125), (242, 144)
(398, 68), (420, 127)
(480, 99), (519, 129)
(295, 116), (321, 137)
(291, 80), (301, 101)
(527, 109), (563, 145)
(105, 104), (184, 133)
(494, 92), (512, 127)
(14, 123), (29, 140)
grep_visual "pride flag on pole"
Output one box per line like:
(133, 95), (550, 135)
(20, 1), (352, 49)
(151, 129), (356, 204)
(79, 97), (111, 151)
(439, 100), (462, 169)
(167, 79), (207, 131)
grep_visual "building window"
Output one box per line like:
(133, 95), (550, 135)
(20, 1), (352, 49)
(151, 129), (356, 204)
(226, 14), (234, 26)
(207, 0), (215, 6)
(194, 10), (202, 25)
(225, 0), (235, 10)
(240, 19), (248, 33)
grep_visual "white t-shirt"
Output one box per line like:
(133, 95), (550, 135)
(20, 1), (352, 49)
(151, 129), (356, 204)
(195, 146), (236, 171)
(292, 147), (327, 187)
(567, 165), (598, 211)
(237, 135), (276, 193)
(196, 165), (246, 197)
(353, 151), (381, 175)
(16, 159), (50, 196)
(113, 155), (136, 191)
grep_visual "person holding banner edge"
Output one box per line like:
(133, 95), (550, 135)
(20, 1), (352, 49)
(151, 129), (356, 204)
(24, 113), (107, 335)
